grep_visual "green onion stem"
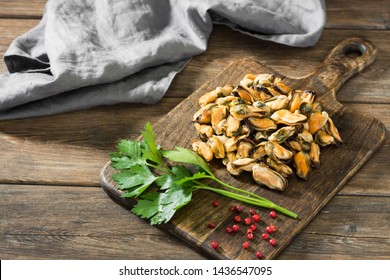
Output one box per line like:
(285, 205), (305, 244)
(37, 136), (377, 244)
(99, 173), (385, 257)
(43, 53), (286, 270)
(201, 175), (268, 201)
(194, 183), (297, 219)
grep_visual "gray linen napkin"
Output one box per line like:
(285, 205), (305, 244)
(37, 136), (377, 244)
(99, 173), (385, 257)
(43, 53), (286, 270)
(0, 0), (326, 120)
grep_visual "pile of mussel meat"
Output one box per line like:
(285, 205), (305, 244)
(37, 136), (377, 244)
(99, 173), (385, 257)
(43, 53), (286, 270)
(191, 73), (342, 191)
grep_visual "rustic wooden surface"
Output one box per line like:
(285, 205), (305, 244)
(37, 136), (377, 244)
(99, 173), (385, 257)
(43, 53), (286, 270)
(100, 38), (385, 260)
(0, 0), (389, 260)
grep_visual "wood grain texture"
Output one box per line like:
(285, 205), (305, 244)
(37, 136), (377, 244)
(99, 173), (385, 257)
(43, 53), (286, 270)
(0, 0), (46, 18)
(169, 27), (390, 104)
(100, 38), (386, 259)
(1, 184), (389, 260)
(0, 0), (389, 261)
(326, 0), (390, 30)
(280, 195), (390, 259)
(0, 184), (205, 260)
(0, 99), (180, 186)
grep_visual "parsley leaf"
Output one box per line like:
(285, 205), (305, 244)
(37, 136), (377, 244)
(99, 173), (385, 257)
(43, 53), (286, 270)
(130, 165), (194, 225)
(110, 122), (298, 224)
(132, 169), (193, 225)
(112, 164), (157, 197)
(162, 147), (213, 175)
(131, 192), (161, 220)
(141, 122), (164, 166)
(109, 139), (144, 169)
(155, 166), (191, 190)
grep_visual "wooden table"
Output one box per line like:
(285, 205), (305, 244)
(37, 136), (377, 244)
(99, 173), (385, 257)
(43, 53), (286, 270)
(0, 0), (389, 260)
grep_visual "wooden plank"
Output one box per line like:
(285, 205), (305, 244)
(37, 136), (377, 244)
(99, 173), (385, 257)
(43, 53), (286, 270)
(0, 184), (205, 259)
(0, 0), (388, 262)
(339, 103), (389, 195)
(281, 233), (390, 259)
(339, 137), (389, 196)
(100, 39), (387, 260)
(170, 27), (390, 104)
(1, 21), (389, 104)
(0, 98), (181, 186)
(1, 184), (388, 259)
(0, 0), (46, 19)
(325, 0), (390, 30)
(280, 195), (390, 259)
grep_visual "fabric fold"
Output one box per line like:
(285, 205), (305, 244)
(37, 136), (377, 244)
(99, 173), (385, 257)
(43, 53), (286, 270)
(0, 0), (326, 120)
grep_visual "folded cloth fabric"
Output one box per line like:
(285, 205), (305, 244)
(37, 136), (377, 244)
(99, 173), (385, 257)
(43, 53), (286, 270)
(0, 0), (326, 120)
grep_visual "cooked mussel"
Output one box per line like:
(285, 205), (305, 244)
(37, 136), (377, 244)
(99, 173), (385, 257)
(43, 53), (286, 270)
(191, 140), (214, 162)
(226, 115), (241, 137)
(308, 111), (328, 135)
(252, 163), (287, 191)
(265, 157), (293, 177)
(314, 129), (335, 147)
(325, 116), (343, 143)
(309, 141), (321, 168)
(195, 123), (213, 141)
(236, 139), (255, 159)
(230, 104), (267, 121)
(268, 125), (300, 143)
(199, 84), (234, 106)
(270, 109), (307, 125)
(247, 117), (277, 131)
(264, 95), (289, 112)
(193, 103), (214, 124)
(192, 72), (342, 191)
(265, 141), (293, 161)
(207, 135), (225, 159)
(211, 105), (228, 135)
(293, 151), (311, 179)
(232, 158), (257, 172)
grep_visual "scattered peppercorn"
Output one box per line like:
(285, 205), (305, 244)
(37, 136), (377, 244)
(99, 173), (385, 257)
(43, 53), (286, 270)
(225, 226), (233, 234)
(207, 204), (280, 259)
(266, 225), (278, 233)
(208, 221), (217, 229)
(233, 215), (242, 223)
(232, 224), (240, 232)
(269, 211), (277, 219)
(252, 214), (261, 223)
(256, 251), (264, 259)
(235, 205), (243, 213)
(269, 238), (277, 246)
(243, 217), (252, 225)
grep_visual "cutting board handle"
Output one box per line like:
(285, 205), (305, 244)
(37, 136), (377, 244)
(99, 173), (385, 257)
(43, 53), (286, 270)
(304, 37), (376, 98)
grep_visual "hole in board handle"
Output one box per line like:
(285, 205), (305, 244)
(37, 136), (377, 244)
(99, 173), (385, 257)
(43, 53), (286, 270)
(342, 42), (367, 59)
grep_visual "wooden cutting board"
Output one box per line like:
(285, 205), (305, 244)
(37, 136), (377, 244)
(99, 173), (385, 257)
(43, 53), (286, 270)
(100, 38), (386, 260)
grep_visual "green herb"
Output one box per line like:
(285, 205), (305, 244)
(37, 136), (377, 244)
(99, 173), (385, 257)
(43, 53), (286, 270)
(110, 122), (297, 225)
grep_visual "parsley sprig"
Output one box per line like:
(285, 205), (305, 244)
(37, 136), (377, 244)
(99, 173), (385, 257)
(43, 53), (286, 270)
(110, 122), (297, 225)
